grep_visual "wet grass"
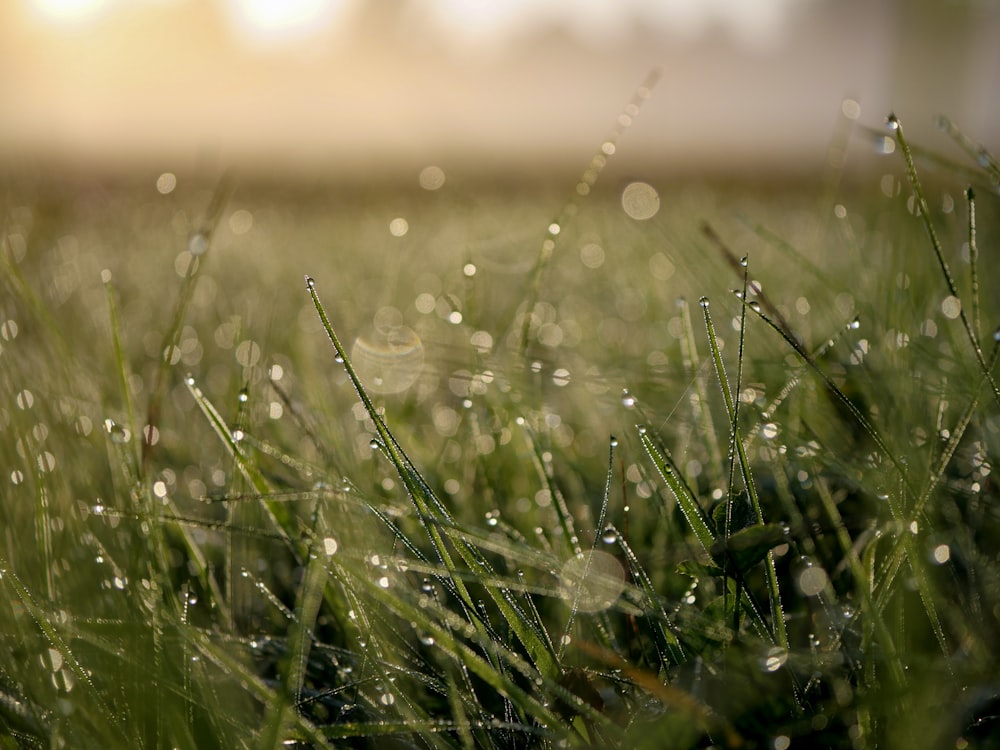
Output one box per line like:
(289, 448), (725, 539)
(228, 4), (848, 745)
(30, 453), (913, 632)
(1, 109), (1000, 749)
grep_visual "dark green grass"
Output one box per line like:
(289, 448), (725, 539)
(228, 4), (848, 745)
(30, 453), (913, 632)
(1, 111), (999, 749)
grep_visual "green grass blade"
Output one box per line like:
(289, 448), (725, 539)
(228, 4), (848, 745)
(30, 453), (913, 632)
(889, 114), (1000, 407)
(700, 294), (788, 650)
(306, 277), (560, 679)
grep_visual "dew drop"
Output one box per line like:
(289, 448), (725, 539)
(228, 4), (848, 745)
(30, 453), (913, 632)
(188, 232), (209, 256)
(609, 436), (618, 448)
(886, 113), (900, 130)
(699, 296), (710, 309)
(621, 389), (636, 408)
(238, 389), (249, 403)
(849, 317), (861, 330)
(601, 527), (618, 544)
(304, 275), (315, 290)
(739, 255), (748, 267)
(637, 425), (647, 435)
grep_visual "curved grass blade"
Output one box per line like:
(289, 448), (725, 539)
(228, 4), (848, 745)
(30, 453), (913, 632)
(306, 276), (560, 680)
(889, 114), (1000, 407)
(700, 294), (788, 650)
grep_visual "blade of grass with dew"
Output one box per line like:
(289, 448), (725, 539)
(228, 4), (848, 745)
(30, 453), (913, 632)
(142, 174), (235, 474)
(676, 297), (725, 487)
(935, 114), (1000, 184)
(700, 293), (788, 651)
(523, 425), (581, 559)
(258, 530), (333, 750)
(812, 473), (906, 688)
(869, 339), (999, 651)
(0, 561), (121, 742)
(639, 427), (715, 557)
(557, 436), (625, 660)
(606, 524), (686, 670)
(185, 626), (335, 748)
(889, 114), (1000, 407)
(964, 188), (981, 342)
(102, 273), (141, 472)
(738, 295), (915, 493)
(324, 558), (579, 742)
(306, 276), (560, 681)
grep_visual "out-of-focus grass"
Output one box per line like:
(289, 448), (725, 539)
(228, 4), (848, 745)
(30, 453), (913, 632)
(1, 112), (999, 749)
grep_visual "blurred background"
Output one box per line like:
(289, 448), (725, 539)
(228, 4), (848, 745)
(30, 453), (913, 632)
(2, 0), (998, 184)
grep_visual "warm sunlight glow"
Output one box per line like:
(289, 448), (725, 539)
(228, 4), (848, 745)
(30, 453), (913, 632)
(224, 0), (350, 43)
(33, 0), (111, 23)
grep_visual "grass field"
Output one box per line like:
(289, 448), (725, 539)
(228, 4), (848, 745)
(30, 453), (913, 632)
(2, 111), (999, 749)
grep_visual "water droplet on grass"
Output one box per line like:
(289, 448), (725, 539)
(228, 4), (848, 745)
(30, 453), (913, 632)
(699, 296), (710, 308)
(188, 232), (209, 256)
(601, 527), (618, 544)
(622, 182), (660, 220)
(886, 113), (900, 130)
(621, 389), (636, 408)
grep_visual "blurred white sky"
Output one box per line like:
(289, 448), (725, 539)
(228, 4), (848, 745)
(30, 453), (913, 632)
(2, 0), (997, 180)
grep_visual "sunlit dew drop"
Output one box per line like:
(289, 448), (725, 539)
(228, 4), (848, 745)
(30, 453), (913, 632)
(601, 527), (618, 544)
(761, 422), (779, 440)
(304, 275), (315, 290)
(886, 112), (900, 130)
(351, 324), (424, 394)
(389, 217), (409, 237)
(548, 223), (561, 236)
(323, 537), (338, 556)
(941, 295), (962, 319)
(156, 172), (177, 195)
(797, 565), (828, 597)
(558, 550), (626, 612)
(609, 436), (618, 448)
(418, 165), (446, 190)
(377, 576), (390, 589)
(188, 232), (209, 256)
(552, 368), (571, 387)
(762, 646), (788, 673)
(699, 296), (710, 309)
(621, 182), (660, 220)
(621, 389), (636, 408)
